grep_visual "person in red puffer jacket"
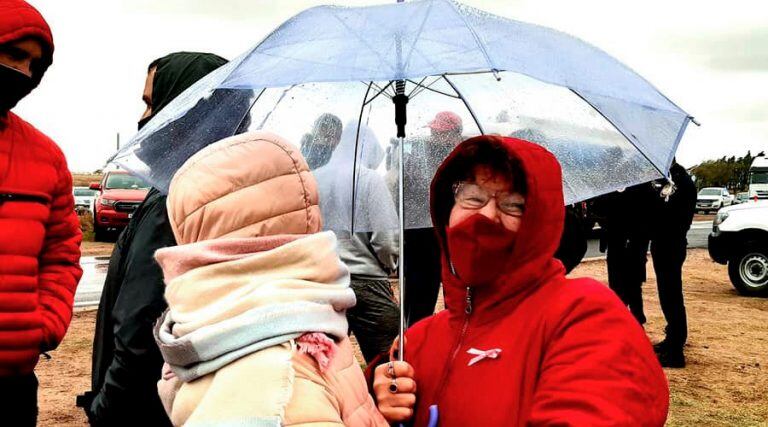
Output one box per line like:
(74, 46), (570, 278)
(373, 135), (668, 426)
(0, 1), (83, 424)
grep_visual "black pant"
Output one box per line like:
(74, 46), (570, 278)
(651, 236), (688, 349)
(0, 373), (38, 426)
(347, 279), (400, 363)
(403, 228), (443, 327)
(606, 235), (649, 325)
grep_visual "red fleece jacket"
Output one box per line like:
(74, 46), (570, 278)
(403, 136), (668, 426)
(0, 1), (82, 375)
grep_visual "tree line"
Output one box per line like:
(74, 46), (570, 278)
(690, 151), (765, 191)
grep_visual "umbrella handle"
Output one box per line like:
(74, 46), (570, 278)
(427, 405), (439, 427)
(396, 405), (437, 427)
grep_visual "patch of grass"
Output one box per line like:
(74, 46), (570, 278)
(72, 173), (102, 188)
(79, 212), (94, 242)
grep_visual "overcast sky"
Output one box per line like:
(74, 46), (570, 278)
(17, 0), (768, 171)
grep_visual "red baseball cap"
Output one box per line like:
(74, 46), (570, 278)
(427, 111), (462, 132)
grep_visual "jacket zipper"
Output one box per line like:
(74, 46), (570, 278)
(432, 286), (473, 407)
(0, 192), (50, 205)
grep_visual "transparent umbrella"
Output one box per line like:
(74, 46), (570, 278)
(109, 0), (695, 374)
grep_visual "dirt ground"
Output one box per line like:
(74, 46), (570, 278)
(79, 241), (115, 257)
(38, 249), (767, 426)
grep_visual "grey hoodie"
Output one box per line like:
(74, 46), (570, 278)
(313, 121), (399, 279)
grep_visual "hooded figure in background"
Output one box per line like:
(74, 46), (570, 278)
(313, 121), (400, 362)
(153, 131), (387, 426)
(81, 52), (227, 426)
(301, 113), (343, 170)
(373, 136), (668, 426)
(0, 2), (82, 425)
(401, 111), (465, 328)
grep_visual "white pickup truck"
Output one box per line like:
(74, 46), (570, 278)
(708, 201), (768, 296)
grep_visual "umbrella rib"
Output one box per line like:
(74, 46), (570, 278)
(442, 75), (485, 135)
(407, 77), (459, 99)
(407, 76), (429, 97)
(350, 82), (374, 232)
(256, 85), (296, 130)
(569, 88), (667, 178)
(402, 0), (436, 73)
(443, 0), (497, 72)
(325, 7), (397, 76)
(364, 81), (395, 106)
(232, 89), (264, 134)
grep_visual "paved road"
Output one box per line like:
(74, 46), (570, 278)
(74, 220), (714, 307)
(75, 256), (110, 307)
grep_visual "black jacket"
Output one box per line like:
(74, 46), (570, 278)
(84, 188), (175, 426)
(555, 206), (588, 273)
(654, 163), (696, 239)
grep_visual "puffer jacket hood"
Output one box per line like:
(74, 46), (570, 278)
(167, 131), (321, 244)
(0, 0), (54, 84)
(429, 135), (566, 318)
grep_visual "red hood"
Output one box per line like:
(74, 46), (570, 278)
(0, 0), (54, 83)
(430, 135), (566, 320)
(100, 188), (149, 201)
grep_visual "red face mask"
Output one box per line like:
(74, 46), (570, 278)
(446, 213), (518, 286)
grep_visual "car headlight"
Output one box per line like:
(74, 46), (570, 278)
(713, 211), (729, 226)
(100, 198), (116, 207)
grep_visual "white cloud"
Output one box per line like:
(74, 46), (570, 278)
(15, 0), (768, 171)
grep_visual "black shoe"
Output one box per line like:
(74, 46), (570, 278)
(652, 340), (667, 354)
(657, 346), (685, 368)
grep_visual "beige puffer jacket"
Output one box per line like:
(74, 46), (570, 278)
(158, 131), (387, 426)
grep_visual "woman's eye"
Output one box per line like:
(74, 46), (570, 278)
(466, 196), (486, 204)
(501, 202), (524, 213)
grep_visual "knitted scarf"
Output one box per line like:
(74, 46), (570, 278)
(153, 231), (355, 382)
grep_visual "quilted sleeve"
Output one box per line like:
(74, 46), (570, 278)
(38, 151), (83, 351)
(527, 279), (669, 426)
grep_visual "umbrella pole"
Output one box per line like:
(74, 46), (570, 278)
(395, 0), (407, 363)
(394, 80), (408, 362)
(398, 134), (406, 362)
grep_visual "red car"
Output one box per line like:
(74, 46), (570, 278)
(90, 170), (149, 241)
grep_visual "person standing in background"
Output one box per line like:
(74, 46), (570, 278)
(313, 121), (400, 362)
(651, 161), (696, 368)
(82, 52), (227, 426)
(601, 184), (656, 325)
(0, 1), (83, 425)
(403, 111), (463, 325)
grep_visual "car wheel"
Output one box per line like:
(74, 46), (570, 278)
(728, 246), (768, 297)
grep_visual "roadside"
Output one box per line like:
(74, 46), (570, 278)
(38, 248), (767, 425)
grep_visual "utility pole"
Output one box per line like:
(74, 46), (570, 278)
(116, 132), (120, 151)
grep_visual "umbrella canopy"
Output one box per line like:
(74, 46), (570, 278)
(111, 0), (693, 232)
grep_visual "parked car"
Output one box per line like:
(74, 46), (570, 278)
(73, 186), (97, 214)
(708, 201), (768, 296)
(696, 187), (732, 213)
(90, 170), (149, 241)
(734, 192), (750, 204)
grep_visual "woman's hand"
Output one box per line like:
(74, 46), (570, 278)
(373, 361), (417, 422)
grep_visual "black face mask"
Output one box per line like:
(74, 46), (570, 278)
(0, 63), (34, 113)
(137, 115), (152, 131)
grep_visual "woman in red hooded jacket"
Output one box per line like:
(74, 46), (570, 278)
(373, 135), (668, 426)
